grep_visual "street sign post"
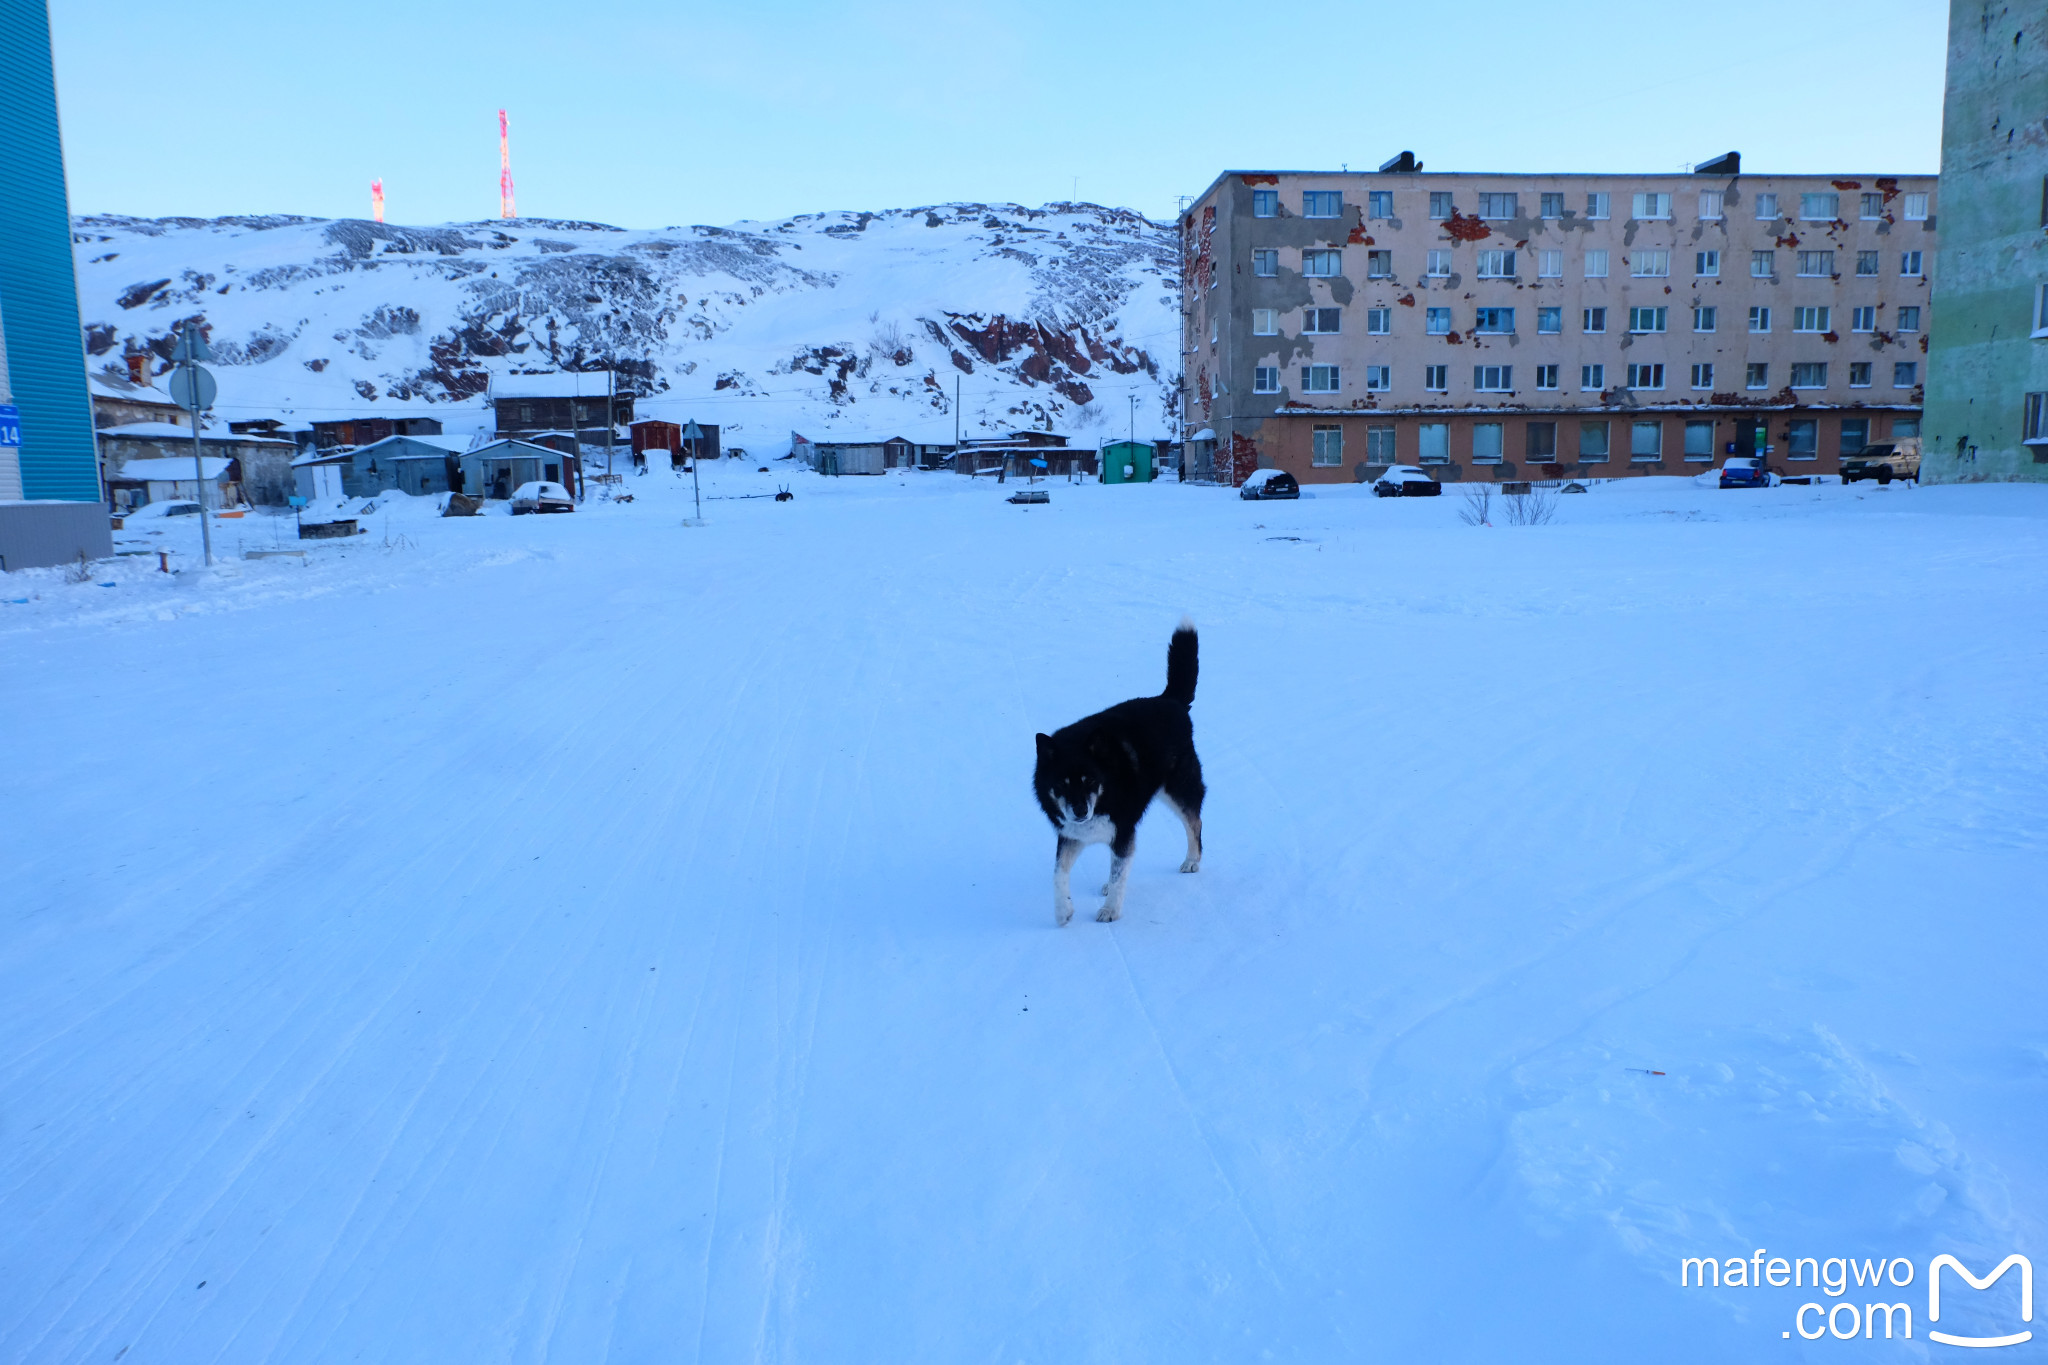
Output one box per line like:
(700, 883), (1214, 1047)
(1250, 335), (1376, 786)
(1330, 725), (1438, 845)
(682, 419), (704, 524)
(172, 322), (216, 566)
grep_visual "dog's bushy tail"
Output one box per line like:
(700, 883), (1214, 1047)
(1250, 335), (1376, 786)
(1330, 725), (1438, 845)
(1164, 617), (1198, 706)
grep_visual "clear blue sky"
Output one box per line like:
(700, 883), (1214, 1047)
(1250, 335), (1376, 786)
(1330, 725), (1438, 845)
(50, 0), (1949, 228)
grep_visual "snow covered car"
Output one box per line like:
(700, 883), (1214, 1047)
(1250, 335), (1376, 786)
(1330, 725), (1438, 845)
(510, 481), (575, 514)
(1373, 466), (1441, 497)
(1718, 457), (1772, 489)
(1840, 439), (1921, 485)
(1238, 469), (1300, 500)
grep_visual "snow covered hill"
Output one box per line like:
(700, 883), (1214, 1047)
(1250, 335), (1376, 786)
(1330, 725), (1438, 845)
(72, 205), (1181, 451)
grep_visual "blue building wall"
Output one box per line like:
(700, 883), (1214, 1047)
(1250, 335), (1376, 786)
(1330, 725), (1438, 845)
(0, 0), (102, 502)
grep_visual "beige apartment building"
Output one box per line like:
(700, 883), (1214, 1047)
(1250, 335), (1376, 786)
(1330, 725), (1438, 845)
(1179, 155), (1937, 483)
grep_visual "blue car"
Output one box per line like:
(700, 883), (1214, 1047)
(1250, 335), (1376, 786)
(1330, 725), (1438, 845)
(1718, 457), (1772, 489)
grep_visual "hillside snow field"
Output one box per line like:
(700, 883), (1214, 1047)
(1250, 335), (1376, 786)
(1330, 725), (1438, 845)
(2, 471), (2045, 1362)
(73, 206), (1179, 451)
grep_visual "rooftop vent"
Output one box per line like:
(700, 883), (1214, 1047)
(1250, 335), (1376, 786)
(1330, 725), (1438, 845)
(1694, 151), (1740, 175)
(1378, 151), (1422, 173)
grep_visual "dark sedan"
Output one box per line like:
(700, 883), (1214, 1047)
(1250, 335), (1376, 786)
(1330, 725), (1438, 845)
(1239, 470), (1300, 500)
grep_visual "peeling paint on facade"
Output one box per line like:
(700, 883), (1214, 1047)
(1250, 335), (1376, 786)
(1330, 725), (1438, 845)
(1180, 165), (1935, 485)
(1921, 1), (2048, 483)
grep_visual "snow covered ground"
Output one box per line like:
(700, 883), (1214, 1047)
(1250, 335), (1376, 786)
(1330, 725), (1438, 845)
(3, 469), (2044, 1362)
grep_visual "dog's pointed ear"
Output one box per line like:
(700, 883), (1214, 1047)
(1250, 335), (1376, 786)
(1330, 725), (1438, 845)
(1034, 732), (1053, 754)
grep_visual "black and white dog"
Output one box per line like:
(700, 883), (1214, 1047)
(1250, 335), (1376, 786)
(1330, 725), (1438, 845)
(1033, 620), (1205, 926)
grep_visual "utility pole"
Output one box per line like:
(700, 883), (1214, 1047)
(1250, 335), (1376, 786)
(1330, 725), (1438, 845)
(170, 321), (216, 567)
(605, 366), (615, 484)
(683, 418), (704, 523)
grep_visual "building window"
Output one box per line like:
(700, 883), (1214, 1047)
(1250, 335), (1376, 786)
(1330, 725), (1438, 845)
(1478, 192), (1519, 219)
(1535, 364), (1559, 389)
(1253, 366), (1279, 393)
(1301, 364), (1340, 393)
(1426, 249), (1452, 277)
(1632, 192), (1671, 220)
(1418, 423), (1450, 463)
(1797, 250), (1835, 277)
(1253, 189), (1279, 217)
(1424, 363), (1449, 391)
(1856, 250), (1879, 276)
(1579, 420), (1610, 460)
(1851, 305), (1876, 332)
(1755, 192), (1780, 219)
(1474, 364), (1513, 391)
(1426, 307), (1452, 334)
(1894, 361), (1918, 387)
(1631, 249), (1671, 277)
(1303, 307), (1341, 334)
(2035, 283), (2048, 333)
(1902, 192), (1929, 220)
(1584, 307), (1607, 333)
(1684, 419), (1716, 460)
(1253, 248), (1279, 276)
(1474, 307), (1514, 334)
(1696, 250), (1720, 277)
(1585, 249), (1609, 278)
(1252, 308), (1279, 335)
(1699, 190), (1724, 220)
(1476, 249), (1516, 278)
(1581, 363), (1606, 391)
(1527, 420), (1557, 460)
(2024, 392), (2048, 441)
(1751, 250), (1775, 278)
(1303, 190), (1342, 218)
(1694, 305), (1717, 332)
(1366, 249), (1393, 277)
(1860, 192), (1884, 220)
(1303, 249), (1342, 277)
(1626, 362), (1665, 390)
(1540, 192), (1565, 219)
(1849, 361), (1871, 387)
(1365, 365), (1391, 391)
(1745, 362), (1770, 389)
(1800, 192), (1840, 221)
(1472, 422), (1505, 462)
(1748, 306), (1771, 333)
(1368, 190), (1394, 219)
(1901, 251), (1924, 277)
(1788, 418), (1818, 458)
(1628, 306), (1667, 333)
(1538, 307), (1562, 334)
(1790, 362), (1828, 388)
(1587, 192), (1610, 220)
(1429, 191), (1453, 220)
(1690, 362), (1714, 389)
(1311, 424), (1343, 465)
(1367, 306), (1391, 334)
(1896, 306), (1921, 332)
(1840, 417), (1869, 455)
(1793, 305), (1830, 332)
(1894, 417), (1921, 438)
(1210, 318), (1219, 344)
(1631, 420), (1663, 459)
(1365, 425), (1397, 462)
(1538, 249), (1562, 278)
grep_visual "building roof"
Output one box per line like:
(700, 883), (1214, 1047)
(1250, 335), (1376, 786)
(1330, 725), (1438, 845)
(109, 456), (233, 482)
(88, 376), (180, 406)
(490, 371), (622, 399)
(465, 438), (570, 459)
(98, 421), (295, 446)
(357, 432), (475, 456)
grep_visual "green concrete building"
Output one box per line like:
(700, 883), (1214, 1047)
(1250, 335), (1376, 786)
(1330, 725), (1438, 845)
(1922, 2), (2048, 483)
(1099, 440), (1155, 484)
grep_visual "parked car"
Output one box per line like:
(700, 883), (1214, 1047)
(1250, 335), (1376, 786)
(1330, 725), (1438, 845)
(1840, 439), (1921, 485)
(1238, 469), (1300, 500)
(510, 481), (575, 514)
(1718, 457), (1773, 489)
(1373, 465), (1441, 497)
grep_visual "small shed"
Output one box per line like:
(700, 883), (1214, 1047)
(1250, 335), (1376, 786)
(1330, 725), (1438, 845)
(106, 455), (237, 506)
(630, 419), (680, 460)
(291, 433), (475, 501)
(461, 439), (577, 502)
(1099, 441), (1155, 484)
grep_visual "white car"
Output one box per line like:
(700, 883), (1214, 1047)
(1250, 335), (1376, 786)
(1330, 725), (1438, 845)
(510, 481), (575, 514)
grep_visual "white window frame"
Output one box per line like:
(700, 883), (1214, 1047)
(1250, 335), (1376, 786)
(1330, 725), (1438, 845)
(1364, 365), (1391, 391)
(1630, 420), (1663, 460)
(1475, 248), (1516, 278)
(1473, 364), (1512, 392)
(1539, 192), (1565, 219)
(1696, 249), (1720, 277)
(1302, 249), (1342, 277)
(1856, 250), (1880, 277)
(1631, 250), (1670, 277)
(1251, 308), (1279, 336)
(1366, 249), (1393, 278)
(1625, 362), (1665, 391)
(1302, 306), (1341, 335)
(1581, 363), (1605, 391)
(1848, 362), (1872, 388)
(1429, 192), (1453, 221)
(1423, 364), (1448, 392)
(1896, 306), (1921, 333)
(1586, 192), (1610, 220)
(1860, 192), (1884, 220)
(1578, 419), (1610, 462)
(1302, 190), (1342, 219)
(1252, 366), (1280, 394)
(1792, 305), (1830, 333)
(1417, 422), (1450, 464)
(1797, 250), (1834, 278)
(1366, 306), (1391, 334)
(1538, 249), (1562, 278)
(1789, 362), (1828, 390)
(1631, 192), (1671, 220)
(1368, 190), (1394, 219)
(1252, 248), (1279, 277)
(1477, 192), (1518, 220)
(1470, 422), (1504, 463)
(1683, 419), (1716, 461)
(1748, 306), (1771, 334)
(1690, 362), (1714, 390)
(1893, 362), (1918, 389)
(1252, 190), (1278, 218)
(1583, 307), (1606, 334)
(1851, 305), (1876, 333)
(1584, 249), (1609, 278)
(1537, 307), (1562, 334)
(1426, 249), (1452, 277)
(1787, 417), (1819, 460)
(1902, 192), (1929, 220)
(1300, 364), (1340, 393)
(1628, 306), (1667, 334)
(1800, 192), (1840, 221)
(1365, 424), (1397, 463)
(1754, 192), (1780, 220)
(1746, 362), (1769, 390)
(1901, 251), (1924, 277)
(1751, 250), (1775, 278)
(1698, 191), (1724, 220)
(1693, 305), (1717, 332)
(1474, 307), (1514, 335)
(2034, 283), (2048, 336)
(1310, 424), (1343, 466)
(1425, 307), (1451, 335)
(1535, 364), (1559, 390)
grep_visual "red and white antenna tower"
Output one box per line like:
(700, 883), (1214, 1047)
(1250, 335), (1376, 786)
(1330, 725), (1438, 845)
(498, 109), (516, 220)
(371, 179), (385, 223)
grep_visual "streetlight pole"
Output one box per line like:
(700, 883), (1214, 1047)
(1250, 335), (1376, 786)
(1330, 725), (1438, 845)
(683, 418), (704, 523)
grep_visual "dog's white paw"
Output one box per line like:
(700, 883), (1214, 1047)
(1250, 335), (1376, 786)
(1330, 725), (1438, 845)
(1055, 901), (1075, 927)
(1179, 857), (1200, 873)
(1096, 904), (1122, 923)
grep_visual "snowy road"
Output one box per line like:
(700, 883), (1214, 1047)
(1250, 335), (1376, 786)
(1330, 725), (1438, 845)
(4, 469), (2045, 1361)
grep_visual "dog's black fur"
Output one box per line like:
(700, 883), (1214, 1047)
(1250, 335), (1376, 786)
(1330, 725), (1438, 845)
(1033, 621), (1205, 925)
